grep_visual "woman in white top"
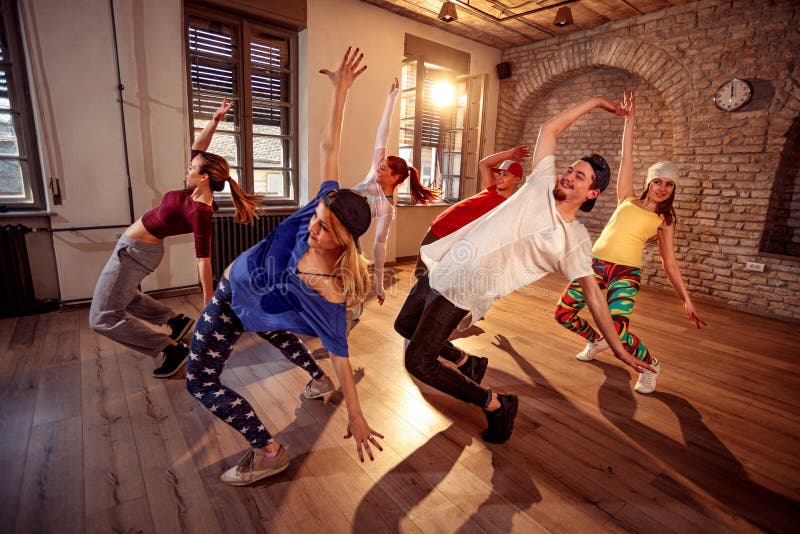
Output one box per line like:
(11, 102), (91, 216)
(354, 78), (439, 305)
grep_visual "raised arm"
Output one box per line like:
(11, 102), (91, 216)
(479, 145), (531, 189)
(319, 47), (367, 181)
(192, 97), (233, 152)
(657, 222), (707, 329)
(532, 96), (625, 167)
(374, 78), (399, 151)
(330, 353), (384, 462)
(372, 213), (392, 304)
(616, 91), (636, 203)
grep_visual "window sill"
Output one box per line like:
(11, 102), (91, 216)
(396, 200), (455, 208)
(0, 210), (54, 218)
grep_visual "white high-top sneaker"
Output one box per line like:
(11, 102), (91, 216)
(634, 360), (661, 394)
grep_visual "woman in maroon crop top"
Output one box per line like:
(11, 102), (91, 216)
(89, 98), (259, 378)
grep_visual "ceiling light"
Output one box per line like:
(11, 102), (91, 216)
(553, 6), (573, 27)
(438, 1), (458, 23)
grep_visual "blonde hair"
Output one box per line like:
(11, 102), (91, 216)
(325, 203), (370, 308)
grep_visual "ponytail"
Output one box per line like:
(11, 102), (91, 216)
(408, 166), (439, 204)
(385, 155), (440, 204)
(197, 150), (261, 224)
(227, 178), (260, 224)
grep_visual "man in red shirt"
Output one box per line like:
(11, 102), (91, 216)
(415, 145), (531, 278)
(408, 145), (530, 385)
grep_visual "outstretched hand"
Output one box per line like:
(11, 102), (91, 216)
(319, 46), (367, 91)
(389, 77), (400, 95)
(594, 96), (627, 116)
(344, 413), (384, 462)
(684, 301), (707, 329)
(620, 90), (635, 117)
(613, 348), (657, 374)
(213, 97), (234, 122)
(511, 145), (532, 161)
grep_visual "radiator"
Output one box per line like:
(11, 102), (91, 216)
(211, 211), (293, 280)
(0, 224), (36, 318)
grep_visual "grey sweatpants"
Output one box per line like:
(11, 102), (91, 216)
(89, 235), (173, 357)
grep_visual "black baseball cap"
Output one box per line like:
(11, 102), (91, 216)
(323, 188), (371, 249)
(578, 153), (611, 212)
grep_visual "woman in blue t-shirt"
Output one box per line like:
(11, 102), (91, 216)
(186, 47), (384, 487)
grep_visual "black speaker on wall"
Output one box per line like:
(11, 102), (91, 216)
(496, 62), (512, 79)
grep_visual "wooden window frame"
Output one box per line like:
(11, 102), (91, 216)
(184, 4), (299, 208)
(0, 0), (46, 212)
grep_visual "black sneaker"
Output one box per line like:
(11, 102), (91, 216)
(482, 393), (519, 444)
(458, 355), (489, 384)
(153, 343), (189, 378)
(167, 314), (194, 342)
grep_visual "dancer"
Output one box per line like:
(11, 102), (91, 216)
(408, 145), (531, 385)
(89, 99), (259, 378)
(414, 145), (531, 278)
(555, 92), (705, 394)
(395, 96), (656, 444)
(186, 47), (383, 486)
(255, 77), (442, 400)
(354, 77), (438, 305)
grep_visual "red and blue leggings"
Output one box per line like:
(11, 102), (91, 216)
(554, 258), (653, 364)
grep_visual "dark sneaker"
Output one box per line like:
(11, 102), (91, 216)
(153, 343), (189, 378)
(166, 314), (194, 342)
(482, 393), (519, 444)
(458, 355), (489, 384)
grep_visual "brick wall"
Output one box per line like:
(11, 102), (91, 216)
(497, 0), (800, 321)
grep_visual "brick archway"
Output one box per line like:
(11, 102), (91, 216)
(495, 37), (692, 150)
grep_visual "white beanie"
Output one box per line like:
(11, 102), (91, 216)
(646, 161), (679, 188)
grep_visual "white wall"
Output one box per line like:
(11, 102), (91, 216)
(303, 0), (501, 265)
(21, 0), (200, 301)
(20, 0), (500, 301)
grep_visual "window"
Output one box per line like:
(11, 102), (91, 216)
(185, 5), (298, 206)
(398, 36), (485, 204)
(0, 0), (46, 211)
(760, 116), (800, 258)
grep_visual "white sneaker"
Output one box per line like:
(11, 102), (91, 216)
(634, 360), (661, 394)
(303, 375), (336, 399)
(220, 445), (289, 486)
(575, 338), (609, 361)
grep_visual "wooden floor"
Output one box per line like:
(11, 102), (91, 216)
(1, 261), (798, 533)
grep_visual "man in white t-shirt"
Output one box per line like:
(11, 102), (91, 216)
(394, 96), (657, 445)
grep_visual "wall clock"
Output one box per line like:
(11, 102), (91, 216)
(714, 78), (752, 112)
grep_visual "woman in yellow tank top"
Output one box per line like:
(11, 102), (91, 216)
(554, 92), (706, 394)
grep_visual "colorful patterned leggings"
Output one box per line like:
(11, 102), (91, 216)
(554, 258), (653, 364)
(186, 277), (325, 449)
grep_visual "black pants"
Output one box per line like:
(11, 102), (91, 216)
(414, 228), (440, 280)
(394, 275), (491, 408)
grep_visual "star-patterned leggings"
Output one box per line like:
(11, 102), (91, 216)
(186, 276), (324, 448)
(256, 330), (324, 380)
(554, 258), (653, 364)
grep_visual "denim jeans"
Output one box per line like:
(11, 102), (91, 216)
(395, 275), (491, 408)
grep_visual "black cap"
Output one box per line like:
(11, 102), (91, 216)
(578, 153), (611, 212)
(323, 188), (371, 249)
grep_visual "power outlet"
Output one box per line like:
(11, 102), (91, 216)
(745, 261), (765, 272)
